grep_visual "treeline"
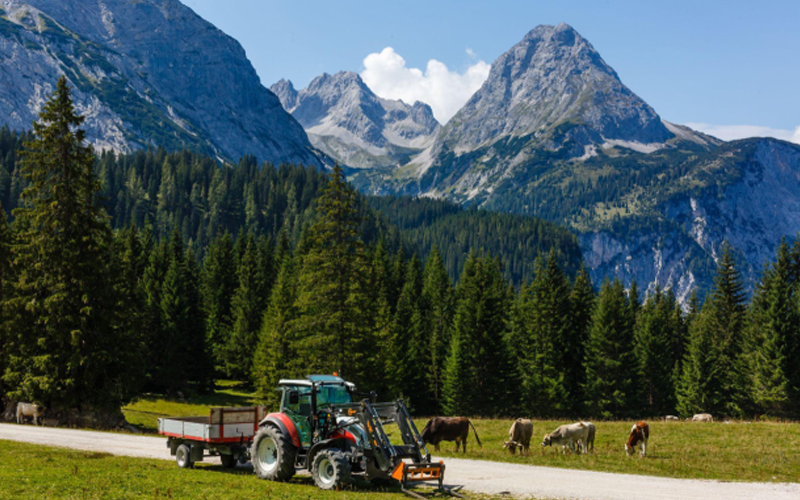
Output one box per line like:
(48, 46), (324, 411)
(369, 195), (582, 284)
(2, 81), (799, 423)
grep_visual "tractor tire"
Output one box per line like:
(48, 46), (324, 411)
(220, 453), (237, 468)
(251, 425), (296, 481)
(312, 448), (352, 490)
(176, 444), (193, 469)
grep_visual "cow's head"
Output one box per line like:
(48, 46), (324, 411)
(420, 419), (433, 442)
(542, 434), (551, 447)
(503, 440), (519, 455)
(625, 443), (635, 456)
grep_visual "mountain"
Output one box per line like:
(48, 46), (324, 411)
(349, 23), (800, 301)
(0, 0), (321, 165)
(270, 71), (440, 169)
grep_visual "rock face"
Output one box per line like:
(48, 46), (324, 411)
(581, 138), (800, 300)
(0, 0), (321, 165)
(271, 71), (440, 169)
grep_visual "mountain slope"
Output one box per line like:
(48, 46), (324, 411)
(0, 0), (321, 165)
(271, 71), (440, 169)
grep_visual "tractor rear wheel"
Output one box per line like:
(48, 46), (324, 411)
(251, 425), (296, 481)
(312, 448), (351, 490)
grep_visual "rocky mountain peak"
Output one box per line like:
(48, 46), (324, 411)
(270, 78), (298, 111)
(435, 23), (673, 156)
(271, 70), (441, 169)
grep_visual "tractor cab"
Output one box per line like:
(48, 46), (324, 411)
(276, 375), (356, 447)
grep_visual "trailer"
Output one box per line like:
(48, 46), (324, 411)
(159, 406), (268, 468)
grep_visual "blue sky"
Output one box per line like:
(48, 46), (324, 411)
(180, 0), (799, 141)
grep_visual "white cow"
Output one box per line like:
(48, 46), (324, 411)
(691, 413), (713, 422)
(542, 422), (592, 454)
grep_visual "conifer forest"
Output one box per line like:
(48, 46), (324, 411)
(1, 79), (799, 423)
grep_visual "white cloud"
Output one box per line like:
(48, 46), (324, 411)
(361, 47), (490, 124)
(686, 123), (800, 145)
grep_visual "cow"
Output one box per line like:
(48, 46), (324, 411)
(420, 417), (482, 453)
(664, 415), (679, 421)
(625, 421), (650, 457)
(16, 403), (45, 425)
(503, 419), (533, 455)
(542, 422), (594, 454)
(691, 413), (713, 422)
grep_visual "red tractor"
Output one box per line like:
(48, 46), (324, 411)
(251, 375), (454, 495)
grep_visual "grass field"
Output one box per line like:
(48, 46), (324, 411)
(431, 418), (800, 483)
(122, 382), (800, 484)
(0, 439), (426, 500)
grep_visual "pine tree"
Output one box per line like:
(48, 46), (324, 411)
(292, 166), (372, 387)
(583, 279), (637, 418)
(226, 234), (267, 379)
(4, 77), (137, 412)
(253, 257), (298, 404)
(746, 239), (798, 416)
(518, 251), (571, 417)
(443, 254), (515, 416)
(634, 286), (678, 415)
(678, 243), (748, 417)
(202, 232), (237, 371)
(567, 264), (595, 414)
(420, 246), (454, 414)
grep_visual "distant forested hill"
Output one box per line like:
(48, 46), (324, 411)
(0, 126), (582, 285)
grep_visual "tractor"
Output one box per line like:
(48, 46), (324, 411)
(251, 374), (457, 496)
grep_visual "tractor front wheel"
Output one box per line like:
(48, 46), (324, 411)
(251, 426), (296, 481)
(312, 448), (352, 490)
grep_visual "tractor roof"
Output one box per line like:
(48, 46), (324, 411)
(278, 375), (354, 388)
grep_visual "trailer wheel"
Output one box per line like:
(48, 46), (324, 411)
(312, 448), (351, 490)
(220, 453), (237, 468)
(251, 425), (296, 481)
(176, 444), (194, 469)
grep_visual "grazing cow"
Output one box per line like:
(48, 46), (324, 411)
(542, 422), (593, 454)
(625, 421), (650, 457)
(503, 419), (533, 455)
(421, 417), (482, 453)
(16, 403), (45, 425)
(691, 413), (713, 422)
(664, 415), (679, 421)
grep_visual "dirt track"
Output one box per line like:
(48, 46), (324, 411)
(1, 423), (798, 499)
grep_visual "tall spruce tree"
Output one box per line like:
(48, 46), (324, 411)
(516, 251), (571, 417)
(443, 254), (515, 416)
(567, 264), (595, 414)
(746, 239), (799, 416)
(226, 234), (267, 379)
(292, 166), (372, 387)
(4, 77), (137, 412)
(421, 246), (454, 414)
(202, 232), (237, 371)
(253, 256), (298, 404)
(678, 243), (748, 416)
(583, 278), (637, 418)
(634, 287), (679, 415)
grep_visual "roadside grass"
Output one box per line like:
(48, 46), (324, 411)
(122, 382), (800, 483)
(0, 440), (450, 500)
(423, 418), (800, 483)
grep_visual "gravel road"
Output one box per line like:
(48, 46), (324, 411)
(1, 423), (798, 500)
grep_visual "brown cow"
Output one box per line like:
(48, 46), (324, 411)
(503, 418), (533, 455)
(625, 421), (650, 457)
(421, 417), (482, 453)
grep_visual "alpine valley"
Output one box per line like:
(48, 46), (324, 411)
(1, 1), (799, 300)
